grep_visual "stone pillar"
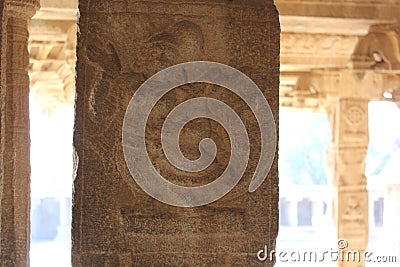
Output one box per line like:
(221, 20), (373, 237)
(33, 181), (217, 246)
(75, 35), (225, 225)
(0, 0), (4, 261)
(0, 0), (39, 266)
(73, 0), (280, 266)
(326, 98), (369, 267)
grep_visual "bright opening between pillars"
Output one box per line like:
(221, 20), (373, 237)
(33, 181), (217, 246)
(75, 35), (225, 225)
(277, 102), (400, 267)
(29, 95), (74, 266)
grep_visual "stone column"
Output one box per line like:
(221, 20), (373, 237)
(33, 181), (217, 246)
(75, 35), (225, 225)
(73, 0), (280, 266)
(326, 98), (369, 267)
(0, 0), (39, 266)
(0, 0), (4, 262)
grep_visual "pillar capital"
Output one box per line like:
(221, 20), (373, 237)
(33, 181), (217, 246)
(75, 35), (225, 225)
(4, 0), (40, 20)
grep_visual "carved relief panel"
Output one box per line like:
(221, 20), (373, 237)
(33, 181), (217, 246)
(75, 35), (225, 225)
(73, 0), (280, 266)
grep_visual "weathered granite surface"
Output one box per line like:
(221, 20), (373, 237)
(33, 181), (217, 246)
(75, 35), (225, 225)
(73, 0), (280, 266)
(0, 0), (39, 265)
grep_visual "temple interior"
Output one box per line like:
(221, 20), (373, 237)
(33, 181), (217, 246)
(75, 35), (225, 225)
(1, 0), (400, 266)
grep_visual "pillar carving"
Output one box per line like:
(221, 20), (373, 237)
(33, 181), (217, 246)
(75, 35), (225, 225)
(326, 97), (369, 267)
(352, 24), (400, 70)
(73, 0), (280, 266)
(0, 0), (39, 266)
(0, 0), (4, 263)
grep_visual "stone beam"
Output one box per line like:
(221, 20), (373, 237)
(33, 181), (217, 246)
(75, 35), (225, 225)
(312, 70), (400, 100)
(280, 32), (359, 72)
(280, 70), (400, 110)
(279, 15), (383, 73)
(278, 4), (400, 111)
(280, 23), (400, 110)
(276, 0), (400, 21)
(280, 16), (388, 36)
(39, 0), (77, 9)
(32, 7), (77, 21)
(28, 19), (76, 112)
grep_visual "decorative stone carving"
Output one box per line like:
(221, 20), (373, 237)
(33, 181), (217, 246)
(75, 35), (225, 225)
(280, 72), (323, 110)
(326, 98), (369, 267)
(309, 69), (400, 101)
(352, 24), (400, 70)
(73, 0), (279, 266)
(281, 33), (358, 56)
(344, 106), (364, 127)
(28, 20), (77, 112)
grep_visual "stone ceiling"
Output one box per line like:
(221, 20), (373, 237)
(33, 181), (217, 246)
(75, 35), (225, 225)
(276, 0), (400, 110)
(28, 0), (77, 112)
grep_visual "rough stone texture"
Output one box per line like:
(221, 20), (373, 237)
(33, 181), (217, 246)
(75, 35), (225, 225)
(0, 0), (4, 260)
(0, 0), (39, 266)
(73, 0), (280, 266)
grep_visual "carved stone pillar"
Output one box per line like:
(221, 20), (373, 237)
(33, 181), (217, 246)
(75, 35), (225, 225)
(73, 0), (280, 266)
(326, 98), (369, 267)
(0, 0), (4, 262)
(0, 0), (39, 266)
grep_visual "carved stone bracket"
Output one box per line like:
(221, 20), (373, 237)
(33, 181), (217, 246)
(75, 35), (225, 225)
(352, 24), (400, 71)
(281, 32), (359, 71)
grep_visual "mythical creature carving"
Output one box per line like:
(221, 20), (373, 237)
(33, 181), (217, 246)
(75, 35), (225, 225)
(352, 25), (400, 70)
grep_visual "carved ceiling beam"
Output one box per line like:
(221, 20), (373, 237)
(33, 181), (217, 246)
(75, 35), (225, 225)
(280, 19), (400, 110)
(280, 70), (400, 110)
(279, 16), (384, 109)
(276, 0), (400, 21)
(28, 16), (76, 112)
(32, 7), (77, 21)
(311, 69), (400, 100)
(280, 32), (360, 72)
(279, 15), (388, 36)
